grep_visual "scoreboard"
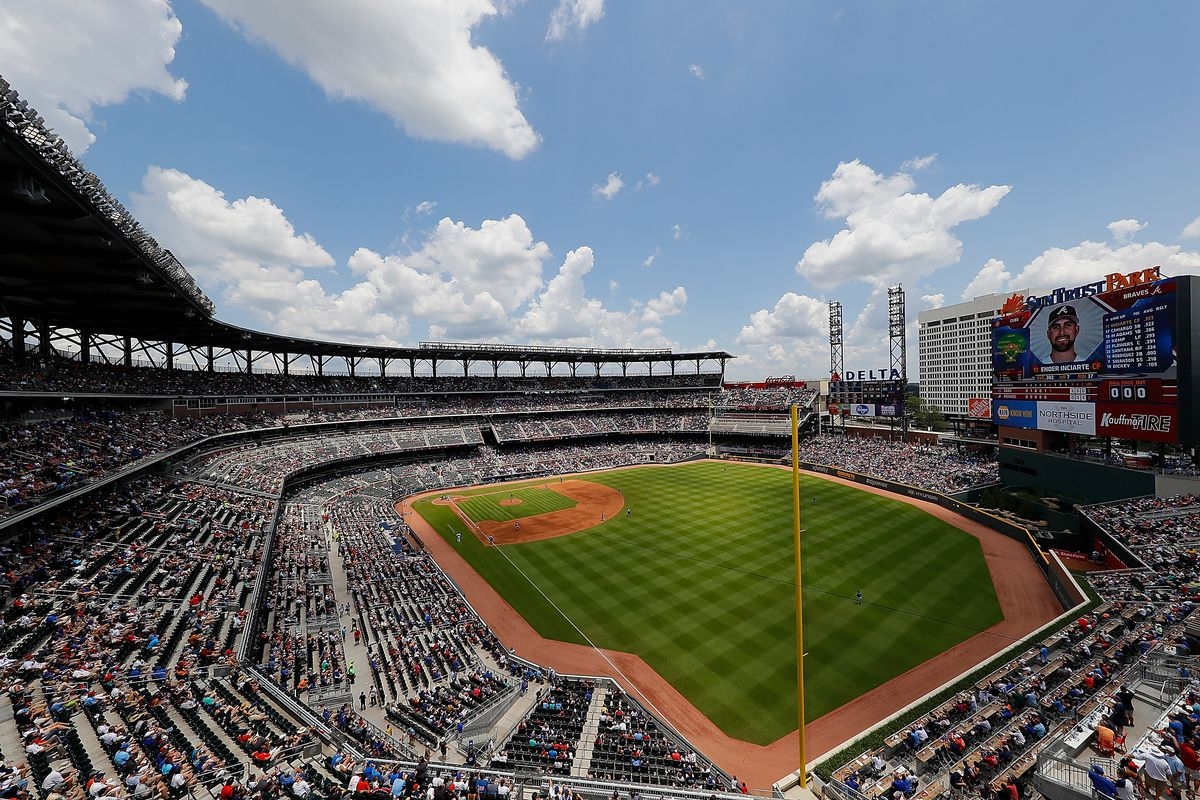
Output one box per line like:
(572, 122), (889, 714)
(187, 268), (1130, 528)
(828, 377), (906, 418)
(991, 272), (1198, 445)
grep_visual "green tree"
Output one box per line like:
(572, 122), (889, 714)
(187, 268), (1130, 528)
(905, 395), (947, 430)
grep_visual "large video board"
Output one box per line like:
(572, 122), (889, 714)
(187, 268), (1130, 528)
(991, 269), (1188, 444)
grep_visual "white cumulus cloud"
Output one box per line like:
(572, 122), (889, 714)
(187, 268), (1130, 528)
(127, 167), (410, 343)
(735, 292), (829, 377)
(1010, 239), (1200, 292)
(592, 172), (624, 200)
(920, 293), (945, 309)
(131, 167), (686, 347)
(642, 287), (687, 325)
(1182, 216), (1200, 239)
(796, 159), (1011, 290)
(961, 258), (1014, 300)
(689, 64), (705, 79)
(131, 166), (334, 281)
(200, 0), (539, 159)
(546, 0), (604, 41)
(902, 154), (937, 172)
(0, 0), (187, 154)
(517, 247), (684, 347)
(414, 200), (437, 215)
(1107, 218), (1146, 243)
(672, 224), (682, 240)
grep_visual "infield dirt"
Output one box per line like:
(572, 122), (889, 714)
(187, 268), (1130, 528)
(437, 480), (625, 544)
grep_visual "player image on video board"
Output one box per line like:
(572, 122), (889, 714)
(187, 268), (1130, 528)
(1030, 301), (1105, 371)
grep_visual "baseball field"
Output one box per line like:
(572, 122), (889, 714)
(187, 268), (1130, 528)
(411, 460), (1002, 746)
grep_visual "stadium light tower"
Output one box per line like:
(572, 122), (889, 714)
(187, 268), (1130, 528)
(829, 302), (843, 433)
(829, 301), (843, 380)
(887, 285), (906, 381)
(888, 285), (908, 441)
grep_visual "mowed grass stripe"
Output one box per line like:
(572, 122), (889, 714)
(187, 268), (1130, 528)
(413, 461), (1003, 745)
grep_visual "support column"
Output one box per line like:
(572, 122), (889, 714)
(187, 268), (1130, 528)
(123, 336), (133, 367)
(38, 319), (51, 360)
(9, 314), (25, 362)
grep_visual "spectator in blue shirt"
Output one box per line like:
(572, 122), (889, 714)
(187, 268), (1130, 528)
(1088, 766), (1118, 799)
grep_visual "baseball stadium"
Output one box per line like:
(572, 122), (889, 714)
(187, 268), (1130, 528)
(3, 72), (1200, 800)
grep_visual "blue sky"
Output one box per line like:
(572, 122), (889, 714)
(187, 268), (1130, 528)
(4, 0), (1200, 380)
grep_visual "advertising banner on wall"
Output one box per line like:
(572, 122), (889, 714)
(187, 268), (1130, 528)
(1095, 402), (1179, 443)
(994, 399), (1037, 429)
(849, 403), (877, 417)
(968, 398), (992, 419)
(1035, 401), (1097, 436)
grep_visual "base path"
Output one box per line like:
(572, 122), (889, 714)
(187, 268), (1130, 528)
(399, 461), (1062, 791)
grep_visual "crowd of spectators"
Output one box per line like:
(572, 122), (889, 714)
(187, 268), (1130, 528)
(185, 427), (486, 495)
(834, 594), (1193, 800)
(0, 408), (282, 514)
(1082, 495), (1200, 550)
(718, 386), (818, 410)
(16, 342), (1200, 800)
(491, 413), (707, 443)
(797, 434), (998, 493)
(0, 474), (303, 800)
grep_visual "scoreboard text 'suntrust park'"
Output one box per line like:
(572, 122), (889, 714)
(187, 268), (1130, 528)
(990, 269), (1200, 446)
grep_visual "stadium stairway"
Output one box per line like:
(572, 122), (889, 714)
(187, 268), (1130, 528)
(478, 684), (543, 765)
(327, 528), (390, 730)
(68, 702), (114, 780)
(0, 690), (23, 773)
(569, 684), (609, 777)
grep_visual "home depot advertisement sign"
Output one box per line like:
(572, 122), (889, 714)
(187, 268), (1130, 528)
(967, 398), (991, 419)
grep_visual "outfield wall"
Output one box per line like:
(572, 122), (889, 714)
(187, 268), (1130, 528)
(799, 462), (1079, 612)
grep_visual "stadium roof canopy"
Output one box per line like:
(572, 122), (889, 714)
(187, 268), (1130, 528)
(0, 78), (732, 371)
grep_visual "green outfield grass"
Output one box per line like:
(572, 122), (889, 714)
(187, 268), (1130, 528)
(412, 461), (1002, 745)
(456, 485), (577, 523)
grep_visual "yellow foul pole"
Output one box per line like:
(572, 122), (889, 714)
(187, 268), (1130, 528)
(792, 404), (807, 787)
